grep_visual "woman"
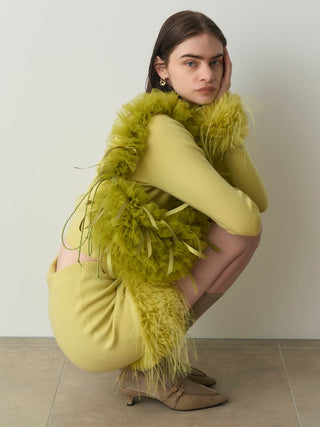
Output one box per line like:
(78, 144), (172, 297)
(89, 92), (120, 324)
(47, 10), (268, 411)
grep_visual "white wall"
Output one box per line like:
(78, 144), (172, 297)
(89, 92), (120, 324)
(1, 0), (319, 338)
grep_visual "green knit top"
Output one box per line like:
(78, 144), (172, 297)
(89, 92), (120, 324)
(61, 89), (268, 383)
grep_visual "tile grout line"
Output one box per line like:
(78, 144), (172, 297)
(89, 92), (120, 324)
(46, 355), (67, 427)
(277, 340), (303, 427)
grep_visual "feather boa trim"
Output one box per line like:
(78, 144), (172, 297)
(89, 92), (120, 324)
(62, 89), (249, 384)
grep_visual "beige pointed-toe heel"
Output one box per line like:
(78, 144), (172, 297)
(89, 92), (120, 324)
(119, 368), (228, 411)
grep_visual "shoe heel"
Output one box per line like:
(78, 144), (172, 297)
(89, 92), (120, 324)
(120, 387), (138, 406)
(126, 395), (136, 406)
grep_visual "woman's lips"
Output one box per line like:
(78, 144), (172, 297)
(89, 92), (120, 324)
(196, 87), (215, 94)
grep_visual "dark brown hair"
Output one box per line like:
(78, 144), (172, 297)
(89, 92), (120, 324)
(146, 10), (227, 92)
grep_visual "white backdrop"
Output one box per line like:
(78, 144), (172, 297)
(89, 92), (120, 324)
(1, 0), (319, 338)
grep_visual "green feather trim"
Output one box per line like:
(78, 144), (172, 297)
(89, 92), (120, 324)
(193, 92), (248, 155)
(86, 177), (209, 284)
(127, 280), (192, 386)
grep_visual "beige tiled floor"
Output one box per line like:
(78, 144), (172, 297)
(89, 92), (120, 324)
(1, 338), (319, 427)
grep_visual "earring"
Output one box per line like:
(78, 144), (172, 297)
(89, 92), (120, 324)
(159, 77), (167, 87)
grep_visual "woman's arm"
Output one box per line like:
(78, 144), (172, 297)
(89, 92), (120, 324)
(131, 114), (263, 236)
(213, 47), (268, 212)
(223, 145), (268, 213)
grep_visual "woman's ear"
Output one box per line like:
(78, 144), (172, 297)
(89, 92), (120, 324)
(154, 55), (169, 79)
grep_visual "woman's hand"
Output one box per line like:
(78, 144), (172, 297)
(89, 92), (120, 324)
(215, 47), (232, 102)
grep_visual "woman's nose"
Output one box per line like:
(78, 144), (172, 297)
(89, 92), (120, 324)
(199, 63), (214, 82)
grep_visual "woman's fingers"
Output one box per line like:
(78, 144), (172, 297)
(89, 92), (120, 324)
(223, 47), (232, 87)
(215, 46), (232, 102)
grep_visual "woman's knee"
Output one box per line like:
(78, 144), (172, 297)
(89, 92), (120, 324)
(238, 226), (262, 256)
(207, 221), (262, 256)
(251, 226), (262, 250)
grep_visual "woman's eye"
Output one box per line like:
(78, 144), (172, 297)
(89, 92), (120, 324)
(210, 60), (221, 66)
(185, 61), (196, 67)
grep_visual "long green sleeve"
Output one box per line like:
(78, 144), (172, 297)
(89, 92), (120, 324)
(131, 114), (268, 236)
(222, 145), (268, 213)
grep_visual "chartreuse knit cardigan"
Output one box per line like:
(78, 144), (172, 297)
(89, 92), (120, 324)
(63, 89), (268, 384)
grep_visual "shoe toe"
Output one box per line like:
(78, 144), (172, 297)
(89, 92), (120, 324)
(174, 379), (228, 410)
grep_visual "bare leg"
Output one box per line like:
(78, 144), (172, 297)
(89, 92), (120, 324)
(177, 221), (262, 308)
(56, 243), (97, 272)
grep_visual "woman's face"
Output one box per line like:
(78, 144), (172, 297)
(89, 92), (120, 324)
(156, 33), (224, 105)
